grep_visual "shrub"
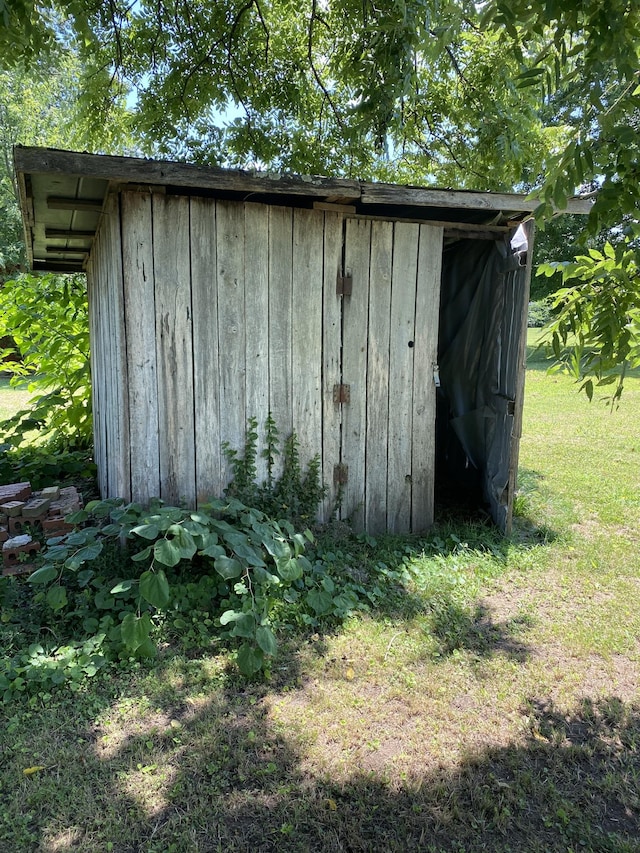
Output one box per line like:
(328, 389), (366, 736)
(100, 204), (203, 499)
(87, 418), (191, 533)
(527, 299), (552, 328)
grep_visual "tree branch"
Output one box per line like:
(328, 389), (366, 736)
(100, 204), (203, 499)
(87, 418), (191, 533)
(309, 0), (344, 130)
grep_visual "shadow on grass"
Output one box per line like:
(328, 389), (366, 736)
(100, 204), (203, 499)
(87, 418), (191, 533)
(430, 601), (534, 661)
(11, 677), (639, 853)
(526, 339), (556, 372)
(513, 466), (564, 545)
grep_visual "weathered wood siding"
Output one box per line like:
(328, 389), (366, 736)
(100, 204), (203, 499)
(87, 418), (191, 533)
(89, 191), (443, 531)
(86, 193), (130, 500)
(340, 218), (443, 533)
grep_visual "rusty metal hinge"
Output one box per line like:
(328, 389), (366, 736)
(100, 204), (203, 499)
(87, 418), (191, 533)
(333, 464), (349, 485)
(336, 272), (353, 297)
(333, 383), (351, 404)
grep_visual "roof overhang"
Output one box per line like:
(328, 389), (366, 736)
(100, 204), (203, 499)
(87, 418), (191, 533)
(14, 146), (593, 274)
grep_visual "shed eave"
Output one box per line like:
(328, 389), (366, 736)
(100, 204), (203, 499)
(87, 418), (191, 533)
(14, 145), (593, 273)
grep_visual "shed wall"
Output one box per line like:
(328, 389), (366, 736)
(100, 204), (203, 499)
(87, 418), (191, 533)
(86, 193), (130, 499)
(88, 189), (444, 532)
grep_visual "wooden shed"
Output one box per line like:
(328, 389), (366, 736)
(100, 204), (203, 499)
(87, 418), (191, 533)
(14, 147), (589, 534)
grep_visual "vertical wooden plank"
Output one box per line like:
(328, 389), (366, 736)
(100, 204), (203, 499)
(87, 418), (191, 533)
(387, 222), (419, 534)
(86, 237), (107, 498)
(292, 208), (324, 478)
(244, 203), (270, 485)
(98, 224), (110, 497)
(411, 224), (444, 532)
(153, 193), (195, 505)
(121, 191), (160, 503)
(505, 219), (536, 534)
(191, 196), (221, 504)
(365, 220), (393, 534)
(101, 205), (115, 498)
(268, 206), (293, 479)
(104, 192), (131, 500)
(341, 218), (371, 529)
(216, 200), (246, 487)
(321, 211), (344, 522)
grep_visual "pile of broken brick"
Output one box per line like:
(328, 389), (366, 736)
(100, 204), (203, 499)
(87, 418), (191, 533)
(1, 481), (83, 576)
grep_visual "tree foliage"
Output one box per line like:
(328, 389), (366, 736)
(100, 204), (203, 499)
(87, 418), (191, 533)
(1, 0), (639, 392)
(0, 273), (91, 448)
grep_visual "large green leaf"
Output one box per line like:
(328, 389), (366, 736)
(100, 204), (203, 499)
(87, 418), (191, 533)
(214, 555), (244, 580)
(139, 569), (170, 609)
(166, 525), (197, 558)
(153, 537), (182, 567)
(120, 612), (152, 651)
(256, 625), (277, 656)
(65, 541), (103, 571)
(307, 589), (333, 615)
(27, 565), (58, 585)
(231, 539), (266, 567)
(236, 643), (264, 676)
(230, 613), (256, 639)
(46, 584), (67, 611)
(130, 522), (160, 540)
(276, 556), (303, 581)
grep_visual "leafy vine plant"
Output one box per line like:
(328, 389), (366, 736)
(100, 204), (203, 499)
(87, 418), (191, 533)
(30, 497), (314, 676)
(25, 417), (327, 677)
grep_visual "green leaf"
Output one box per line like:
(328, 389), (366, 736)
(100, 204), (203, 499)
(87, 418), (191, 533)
(120, 612), (151, 651)
(110, 579), (134, 594)
(259, 531), (291, 560)
(153, 537), (182, 567)
(95, 588), (116, 610)
(65, 530), (92, 546)
(131, 523), (160, 540)
(46, 584), (68, 611)
(230, 613), (256, 639)
(65, 510), (88, 525)
(220, 609), (243, 625)
(230, 539), (266, 567)
(135, 636), (157, 659)
(583, 379), (594, 401)
(236, 643), (264, 675)
(139, 569), (170, 609)
(27, 565), (58, 584)
(65, 541), (103, 570)
(131, 545), (153, 563)
(199, 533), (225, 558)
(214, 555), (244, 580)
(256, 625), (277, 656)
(276, 557), (303, 581)
(307, 589), (333, 615)
(596, 374), (618, 386)
(166, 525), (197, 558)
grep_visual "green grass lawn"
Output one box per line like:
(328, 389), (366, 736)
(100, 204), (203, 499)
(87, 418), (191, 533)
(1, 344), (639, 852)
(0, 376), (32, 424)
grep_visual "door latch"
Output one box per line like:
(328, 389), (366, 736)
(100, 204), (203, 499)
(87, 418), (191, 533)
(432, 363), (441, 388)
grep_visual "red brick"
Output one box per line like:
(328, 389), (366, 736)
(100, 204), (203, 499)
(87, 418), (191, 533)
(0, 482), (32, 502)
(2, 535), (41, 568)
(8, 516), (28, 535)
(42, 518), (74, 536)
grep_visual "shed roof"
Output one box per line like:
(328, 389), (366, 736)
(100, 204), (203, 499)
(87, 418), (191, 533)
(14, 146), (592, 274)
